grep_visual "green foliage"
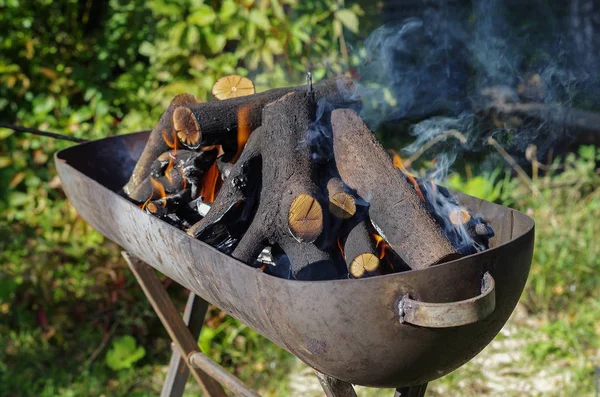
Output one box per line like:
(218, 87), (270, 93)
(0, 1), (362, 395)
(446, 168), (508, 203)
(105, 335), (146, 371)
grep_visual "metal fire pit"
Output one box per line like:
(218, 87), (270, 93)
(55, 131), (534, 389)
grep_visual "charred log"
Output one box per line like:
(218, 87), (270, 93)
(343, 219), (381, 279)
(331, 109), (460, 270)
(124, 94), (201, 196)
(171, 76), (358, 155)
(128, 148), (218, 203)
(190, 92), (344, 279)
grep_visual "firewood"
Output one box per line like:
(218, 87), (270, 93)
(216, 158), (234, 180)
(123, 93), (201, 196)
(449, 209), (471, 225)
(128, 148), (218, 203)
(172, 107), (201, 149)
(190, 91), (345, 279)
(344, 219), (381, 278)
(187, 130), (262, 238)
(176, 76), (358, 153)
(212, 75), (255, 100)
(327, 177), (356, 220)
(331, 109), (460, 270)
(287, 194), (324, 243)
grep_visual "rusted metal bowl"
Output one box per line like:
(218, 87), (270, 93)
(55, 131), (534, 388)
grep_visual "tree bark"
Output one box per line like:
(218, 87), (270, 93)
(331, 108), (460, 270)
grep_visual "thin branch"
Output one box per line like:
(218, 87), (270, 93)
(405, 129), (468, 167)
(82, 321), (119, 368)
(0, 122), (87, 143)
(487, 136), (558, 227)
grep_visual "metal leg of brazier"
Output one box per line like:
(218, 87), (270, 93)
(316, 371), (428, 397)
(394, 384), (428, 397)
(161, 292), (209, 397)
(123, 252), (259, 397)
(316, 372), (359, 397)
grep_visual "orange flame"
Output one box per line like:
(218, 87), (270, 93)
(141, 177), (168, 210)
(390, 150), (424, 201)
(199, 163), (220, 203)
(150, 177), (168, 207)
(372, 233), (388, 260)
(164, 155), (175, 184)
(337, 235), (345, 257)
(233, 104), (251, 163)
(162, 129), (178, 151)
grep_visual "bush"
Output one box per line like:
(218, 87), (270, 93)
(0, 1), (363, 395)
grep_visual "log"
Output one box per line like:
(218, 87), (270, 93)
(327, 177), (356, 220)
(128, 148), (218, 203)
(343, 219), (380, 278)
(331, 109), (460, 270)
(174, 76), (358, 153)
(124, 93), (201, 196)
(187, 130), (262, 238)
(190, 91), (345, 279)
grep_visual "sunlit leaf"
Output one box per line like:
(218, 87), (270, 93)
(206, 33), (227, 54)
(335, 9), (359, 34)
(248, 10), (271, 31)
(219, 0), (238, 21)
(188, 5), (217, 27)
(105, 335), (146, 371)
(265, 38), (283, 55)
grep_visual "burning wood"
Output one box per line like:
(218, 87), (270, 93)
(122, 75), (494, 280)
(331, 109), (460, 270)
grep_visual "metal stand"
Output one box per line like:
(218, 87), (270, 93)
(123, 252), (428, 397)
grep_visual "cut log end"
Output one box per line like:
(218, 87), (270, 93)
(288, 194), (323, 243)
(449, 209), (471, 225)
(329, 191), (356, 219)
(212, 75), (255, 100)
(349, 253), (380, 278)
(173, 107), (201, 149)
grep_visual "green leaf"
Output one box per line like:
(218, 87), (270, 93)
(335, 9), (359, 34)
(206, 33), (226, 54)
(332, 19), (342, 38)
(168, 22), (188, 46)
(105, 335), (146, 371)
(265, 38), (283, 55)
(138, 41), (155, 57)
(270, 0), (285, 21)
(219, 0), (238, 21)
(187, 26), (200, 48)
(261, 47), (274, 70)
(149, 0), (182, 17)
(0, 128), (14, 139)
(247, 21), (257, 42)
(188, 5), (217, 27)
(248, 10), (271, 31)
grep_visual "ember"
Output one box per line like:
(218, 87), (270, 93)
(123, 74), (494, 280)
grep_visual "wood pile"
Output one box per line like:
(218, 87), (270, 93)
(123, 75), (493, 280)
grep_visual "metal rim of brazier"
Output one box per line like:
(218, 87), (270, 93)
(54, 131), (535, 388)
